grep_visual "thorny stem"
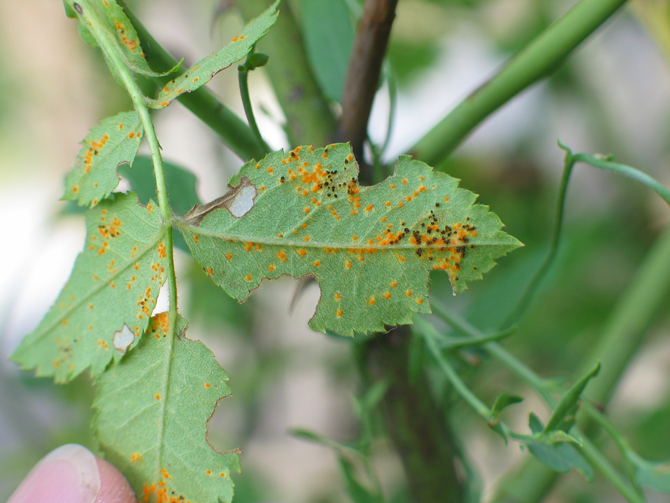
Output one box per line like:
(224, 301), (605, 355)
(116, 0), (268, 161)
(411, 0), (628, 165)
(338, 0), (399, 181)
(78, 3), (178, 327)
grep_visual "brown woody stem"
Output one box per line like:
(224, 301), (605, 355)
(338, 0), (398, 182)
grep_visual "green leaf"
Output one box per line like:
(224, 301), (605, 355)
(176, 144), (522, 336)
(524, 438), (594, 481)
(543, 362), (600, 434)
(488, 392), (523, 442)
(11, 193), (167, 383)
(62, 111), (143, 208)
(65, 0), (179, 77)
(521, 413), (594, 481)
(300, 0), (354, 102)
(94, 313), (240, 503)
(146, 1), (279, 109)
(628, 452), (670, 492)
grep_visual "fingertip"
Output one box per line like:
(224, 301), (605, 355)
(94, 457), (136, 503)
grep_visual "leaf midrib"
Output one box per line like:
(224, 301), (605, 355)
(175, 218), (513, 250)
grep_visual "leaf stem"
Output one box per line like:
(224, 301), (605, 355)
(411, 0), (628, 165)
(238, 53), (270, 152)
(82, 3), (179, 323)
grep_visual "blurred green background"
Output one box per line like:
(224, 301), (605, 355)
(1, 0), (670, 502)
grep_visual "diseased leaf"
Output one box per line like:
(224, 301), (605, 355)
(94, 313), (240, 503)
(176, 144), (521, 336)
(62, 111), (143, 208)
(11, 193), (167, 383)
(146, 1), (279, 109)
(65, 0), (179, 77)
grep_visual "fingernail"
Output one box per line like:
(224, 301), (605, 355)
(8, 444), (101, 503)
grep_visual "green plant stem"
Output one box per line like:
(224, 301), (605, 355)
(238, 67), (270, 152)
(504, 143), (670, 330)
(575, 436), (645, 503)
(411, 0), (628, 165)
(235, 0), (337, 147)
(84, 3), (178, 325)
(116, 0), (268, 161)
(502, 152), (574, 327)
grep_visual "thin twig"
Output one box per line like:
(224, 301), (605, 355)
(338, 0), (399, 183)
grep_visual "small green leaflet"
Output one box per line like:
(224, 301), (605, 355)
(176, 144), (522, 336)
(11, 193), (166, 383)
(62, 111), (143, 208)
(146, 1), (279, 109)
(94, 313), (240, 503)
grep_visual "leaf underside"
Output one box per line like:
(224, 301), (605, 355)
(178, 143), (522, 336)
(62, 111), (143, 208)
(11, 193), (166, 383)
(94, 313), (240, 503)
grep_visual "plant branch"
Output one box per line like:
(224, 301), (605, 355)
(338, 0), (399, 182)
(117, 0), (268, 161)
(416, 314), (644, 503)
(357, 326), (465, 503)
(425, 305), (645, 503)
(411, 0), (628, 165)
(83, 3), (179, 325)
(235, 0), (337, 147)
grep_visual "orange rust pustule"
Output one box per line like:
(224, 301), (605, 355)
(83, 134), (110, 172)
(114, 20), (139, 51)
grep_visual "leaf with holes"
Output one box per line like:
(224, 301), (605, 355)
(11, 193), (167, 383)
(145, 0), (279, 109)
(62, 111), (143, 208)
(175, 144), (522, 336)
(94, 313), (240, 503)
